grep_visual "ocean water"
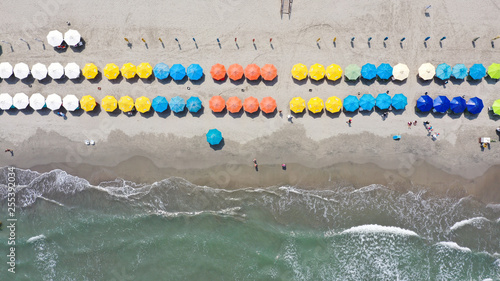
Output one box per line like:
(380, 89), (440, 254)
(0, 167), (499, 281)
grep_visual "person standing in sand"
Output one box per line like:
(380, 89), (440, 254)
(408, 122), (412, 129)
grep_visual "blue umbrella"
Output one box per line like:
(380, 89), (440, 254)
(452, 64), (467, 79)
(433, 96), (450, 113)
(206, 129), (223, 145)
(375, 93), (391, 110)
(466, 97), (484, 114)
(343, 95), (359, 112)
(186, 96), (202, 112)
(436, 63), (451, 80)
(377, 63), (393, 80)
(359, 94), (375, 110)
(151, 96), (169, 112)
(170, 64), (186, 81)
(361, 63), (377, 80)
(170, 96), (185, 113)
(187, 64), (203, 80)
(391, 93), (407, 110)
(153, 63), (170, 80)
(450, 96), (466, 113)
(469, 64), (486, 80)
(417, 95), (433, 112)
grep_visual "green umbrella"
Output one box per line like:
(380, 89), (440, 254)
(345, 64), (361, 80)
(493, 99), (500, 115)
(488, 63), (500, 79)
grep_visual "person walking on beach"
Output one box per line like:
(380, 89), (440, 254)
(408, 121), (412, 129)
(347, 118), (352, 126)
(413, 120), (417, 126)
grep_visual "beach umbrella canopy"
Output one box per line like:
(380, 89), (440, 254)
(260, 97), (277, 114)
(436, 63), (452, 80)
(391, 94), (408, 110)
(325, 64), (342, 81)
(492, 99), (500, 115)
(118, 96), (134, 112)
(361, 63), (377, 80)
(46, 94), (62, 110)
(243, 97), (259, 113)
(48, 63), (64, 79)
(452, 64), (468, 80)
(206, 129), (223, 145)
(169, 64), (186, 81)
(14, 63), (30, 79)
(418, 63), (435, 80)
(226, 96), (242, 113)
(64, 29), (81, 46)
(153, 63), (170, 80)
(31, 63), (48, 80)
(151, 96), (168, 113)
(135, 96), (151, 113)
(307, 97), (324, 113)
(65, 63), (80, 79)
(375, 93), (392, 110)
(343, 95), (359, 112)
(290, 97), (306, 113)
(227, 64), (244, 80)
(137, 63), (153, 79)
(103, 63), (120, 80)
(261, 64), (277, 81)
(186, 96), (202, 113)
(82, 63), (98, 79)
(245, 64), (261, 80)
(487, 63), (500, 79)
(416, 95), (433, 112)
(80, 95), (96, 112)
(102, 96), (118, 112)
(209, 96), (225, 112)
(466, 97), (484, 114)
(291, 63), (308, 80)
(377, 63), (393, 80)
(46, 30), (63, 47)
(433, 96), (450, 113)
(325, 96), (342, 113)
(359, 94), (376, 111)
(309, 63), (325, 80)
(0, 93), (12, 110)
(469, 64), (486, 80)
(392, 63), (410, 81)
(187, 64), (203, 80)
(450, 96), (466, 114)
(210, 64), (226, 80)
(170, 96), (186, 113)
(345, 64), (361, 80)
(62, 94), (80, 111)
(121, 63), (136, 79)
(29, 93), (45, 110)
(0, 62), (13, 79)
(13, 93), (29, 110)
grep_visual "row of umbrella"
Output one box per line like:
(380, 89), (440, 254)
(0, 62), (79, 80)
(47, 29), (81, 47)
(416, 95), (485, 114)
(418, 63), (499, 80)
(292, 63), (410, 81)
(210, 64), (277, 81)
(208, 96), (276, 113)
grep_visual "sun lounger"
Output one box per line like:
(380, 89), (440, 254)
(281, 0), (292, 17)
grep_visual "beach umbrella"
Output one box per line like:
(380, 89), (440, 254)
(391, 93), (408, 110)
(416, 95), (433, 112)
(492, 99), (500, 115)
(206, 129), (223, 145)
(48, 63), (64, 79)
(121, 63), (137, 79)
(14, 63), (30, 79)
(450, 96), (466, 114)
(343, 95), (359, 112)
(101, 96), (118, 112)
(325, 64), (342, 81)
(29, 93), (45, 110)
(209, 96), (226, 112)
(46, 30), (63, 47)
(210, 64), (226, 80)
(436, 63), (452, 80)
(151, 96), (168, 113)
(80, 95), (96, 112)
(244, 64), (261, 80)
(452, 64), (468, 80)
(169, 64), (186, 81)
(63, 94), (80, 111)
(359, 94), (376, 111)
(103, 63), (119, 80)
(377, 63), (393, 80)
(186, 64), (203, 80)
(46, 94), (62, 110)
(226, 96), (242, 113)
(137, 62), (153, 79)
(309, 63), (325, 80)
(135, 96), (151, 113)
(325, 96), (342, 113)
(31, 63), (48, 80)
(153, 63), (169, 80)
(0, 62), (13, 79)
(227, 64), (244, 80)
(243, 96), (259, 113)
(487, 63), (500, 79)
(466, 97), (484, 114)
(469, 64), (486, 80)
(345, 64), (361, 80)
(260, 97), (277, 114)
(375, 93), (392, 110)
(418, 63), (435, 80)
(433, 96), (450, 113)
(392, 63), (410, 81)
(64, 29), (81, 46)
(82, 63), (98, 79)
(186, 97), (202, 113)
(291, 63), (308, 80)
(307, 97), (324, 113)
(169, 96), (186, 113)
(261, 64), (277, 81)
(65, 63), (80, 79)
(361, 63), (377, 80)
(13, 93), (29, 110)
(118, 96), (134, 112)
(289, 97), (306, 113)
(0, 93), (12, 110)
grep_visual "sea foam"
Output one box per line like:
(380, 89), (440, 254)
(437, 241), (472, 252)
(450, 217), (490, 231)
(27, 234), (46, 243)
(341, 224), (419, 237)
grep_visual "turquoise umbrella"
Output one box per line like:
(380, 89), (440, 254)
(361, 63), (377, 80)
(377, 63), (393, 80)
(152, 96), (168, 112)
(469, 64), (486, 80)
(206, 129), (223, 145)
(170, 64), (186, 80)
(153, 63), (169, 80)
(436, 63), (451, 80)
(170, 96), (185, 113)
(359, 94), (375, 110)
(186, 96), (202, 112)
(391, 93), (407, 110)
(187, 64), (203, 80)
(452, 64), (467, 79)
(343, 95), (359, 112)
(375, 93), (391, 110)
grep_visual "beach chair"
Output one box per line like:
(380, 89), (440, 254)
(281, 0), (292, 18)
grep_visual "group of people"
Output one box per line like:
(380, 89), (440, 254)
(424, 121), (440, 140)
(253, 159), (286, 171)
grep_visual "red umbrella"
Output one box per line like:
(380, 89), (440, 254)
(227, 64), (244, 81)
(261, 64), (277, 81)
(244, 64), (261, 80)
(243, 96), (259, 113)
(226, 96), (242, 113)
(209, 96), (226, 112)
(260, 97), (277, 113)
(210, 64), (226, 80)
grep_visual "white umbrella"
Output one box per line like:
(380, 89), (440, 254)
(64, 29), (81, 46)
(13, 93), (29, 110)
(65, 62), (80, 79)
(30, 93), (45, 110)
(48, 63), (64, 79)
(418, 63), (436, 80)
(392, 63), (410, 81)
(46, 94), (62, 110)
(0, 62), (13, 79)
(14, 63), (30, 79)
(0, 93), (13, 110)
(47, 30), (64, 47)
(62, 95), (79, 111)
(31, 63), (48, 80)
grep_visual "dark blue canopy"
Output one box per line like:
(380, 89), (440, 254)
(433, 96), (450, 113)
(466, 97), (484, 114)
(417, 95), (433, 112)
(450, 97), (466, 113)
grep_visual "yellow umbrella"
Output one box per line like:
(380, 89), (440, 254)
(289, 97), (306, 113)
(309, 63), (325, 80)
(82, 63), (98, 79)
(137, 62), (153, 78)
(103, 63), (120, 80)
(326, 64), (343, 81)
(101, 95), (117, 112)
(118, 96), (134, 112)
(291, 63), (308, 80)
(325, 96), (342, 113)
(121, 63), (137, 79)
(80, 95), (96, 111)
(135, 96), (151, 113)
(307, 97), (324, 113)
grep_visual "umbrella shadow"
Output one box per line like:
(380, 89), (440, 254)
(39, 76), (52, 85)
(377, 78), (391, 85)
(106, 108), (121, 117)
(173, 76), (188, 85)
(308, 111), (324, 118)
(485, 76), (498, 85)
(4, 76), (19, 84)
(230, 78), (244, 85)
(325, 111), (341, 118)
(466, 76), (482, 85)
(263, 110), (277, 118)
(173, 109), (188, 117)
(88, 72), (103, 84)
(464, 112), (480, 120)
(326, 79), (341, 86)
(54, 46), (68, 53)
(430, 110), (446, 119)
(37, 107), (52, 116)
(212, 108), (227, 118)
(361, 78), (375, 86)
(263, 76), (278, 86)
(156, 108), (171, 118)
(54, 76), (69, 84)
(247, 77), (261, 85)
(157, 76), (172, 85)
(488, 111), (500, 121)
(229, 109), (243, 118)
(392, 108), (405, 116)
(344, 77), (359, 86)
(414, 106), (431, 117)
(191, 75), (205, 85)
(416, 75), (432, 86)
(21, 76), (35, 85)
(213, 77), (227, 85)
(141, 76), (155, 84)
(6, 108), (19, 116)
(69, 108), (84, 117)
(70, 38), (86, 53)
(210, 139), (225, 151)
(292, 78), (307, 86)
(343, 110), (358, 118)
(245, 109), (260, 118)
(291, 111), (305, 118)
(359, 109), (374, 116)
(125, 76), (139, 84)
(109, 75), (124, 84)
(433, 77), (448, 86)
(392, 79), (406, 86)
(86, 105), (101, 117)
(190, 106), (204, 117)
(139, 110), (155, 118)
(448, 111), (463, 119)
(310, 78), (324, 85)
(450, 77), (464, 85)
(70, 75), (85, 84)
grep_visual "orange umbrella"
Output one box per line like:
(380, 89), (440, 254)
(260, 97), (277, 114)
(227, 64), (244, 81)
(244, 64), (261, 80)
(209, 96), (226, 112)
(210, 64), (226, 80)
(226, 96), (242, 113)
(261, 64), (277, 81)
(243, 96), (259, 113)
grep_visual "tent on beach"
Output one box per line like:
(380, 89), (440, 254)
(450, 97), (466, 114)
(227, 64), (244, 80)
(289, 97), (306, 113)
(153, 63), (170, 80)
(186, 96), (202, 113)
(307, 97), (324, 113)
(170, 96), (186, 113)
(102, 96), (118, 112)
(170, 64), (186, 81)
(343, 95), (359, 112)
(187, 64), (203, 80)
(451, 64), (467, 80)
(206, 129), (223, 145)
(361, 63), (377, 80)
(118, 96), (134, 112)
(152, 96), (169, 113)
(135, 96), (151, 113)
(244, 64), (261, 80)
(376, 63), (393, 80)
(325, 64), (342, 81)
(29, 93), (45, 110)
(325, 96), (342, 113)
(291, 63), (308, 80)
(261, 64), (277, 81)
(226, 96), (242, 113)
(375, 93), (391, 110)
(46, 94), (62, 110)
(210, 64), (226, 80)
(63, 95), (80, 111)
(243, 97), (259, 113)
(433, 96), (450, 113)
(260, 97), (277, 114)
(309, 64), (325, 81)
(209, 96), (226, 112)
(466, 97), (483, 114)
(344, 64), (361, 80)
